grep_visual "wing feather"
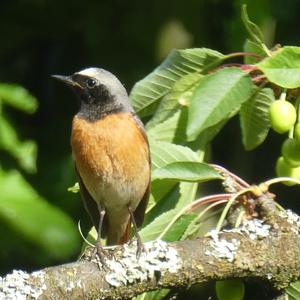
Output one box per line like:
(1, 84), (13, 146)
(131, 113), (151, 228)
(75, 166), (108, 237)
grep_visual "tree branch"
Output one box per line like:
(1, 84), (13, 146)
(1, 198), (300, 299)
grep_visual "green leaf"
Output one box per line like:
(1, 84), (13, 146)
(0, 114), (19, 149)
(150, 181), (197, 224)
(130, 48), (225, 117)
(0, 170), (80, 259)
(145, 181), (197, 226)
(134, 289), (170, 300)
(195, 118), (229, 149)
(243, 39), (266, 64)
(150, 139), (200, 169)
(240, 87), (275, 150)
(187, 67), (254, 141)
(149, 139), (200, 206)
(150, 180), (176, 206)
(163, 213), (197, 241)
(177, 181), (199, 209)
(181, 216), (201, 240)
(147, 181), (198, 226)
(0, 114), (19, 151)
(142, 181), (199, 241)
(13, 140), (37, 173)
(152, 161), (222, 182)
(181, 202), (223, 241)
(241, 5), (265, 46)
(0, 115), (37, 173)
(287, 280), (300, 300)
(79, 227), (98, 256)
(141, 208), (196, 242)
(146, 183), (181, 225)
(141, 209), (178, 241)
(147, 108), (191, 144)
(257, 46), (300, 88)
(0, 83), (38, 113)
(68, 182), (80, 193)
(147, 72), (203, 128)
(147, 111), (182, 143)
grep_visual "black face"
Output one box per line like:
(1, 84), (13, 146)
(71, 74), (112, 104)
(52, 68), (131, 121)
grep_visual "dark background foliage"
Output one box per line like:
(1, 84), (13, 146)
(0, 0), (299, 277)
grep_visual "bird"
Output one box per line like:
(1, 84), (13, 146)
(52, 68), (150, 259)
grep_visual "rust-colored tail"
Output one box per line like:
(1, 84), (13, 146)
(106, 220), (131, 245)
(119, 220), (131, 244)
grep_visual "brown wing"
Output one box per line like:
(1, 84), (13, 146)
(131, 113), (151, 228)
(134, 182), (150, 227)
(75, 166), (107, 237)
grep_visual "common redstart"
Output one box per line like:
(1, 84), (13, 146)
(52, 68), (150, 258)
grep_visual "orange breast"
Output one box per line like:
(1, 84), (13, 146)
(71, 112), (150, 213)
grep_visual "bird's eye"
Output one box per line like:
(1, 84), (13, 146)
(86, 78), (97, 89)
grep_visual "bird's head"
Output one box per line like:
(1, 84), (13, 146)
(52, 67), (132, 121)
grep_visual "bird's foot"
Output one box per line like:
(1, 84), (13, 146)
(128, 236), (146, 259)
(92, 241), (112, 270)
(136, 237), (146, 259)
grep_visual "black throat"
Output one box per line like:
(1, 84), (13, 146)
(70, 72), (133, 122)
(77, 97), (127, 122)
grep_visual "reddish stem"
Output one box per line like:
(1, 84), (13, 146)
(252, 74), (267, 83)
(209, 63), (259, 74)
(210, 164), (250, 189)
(226, 52), (262, 60)
(187, 194), (231, 213)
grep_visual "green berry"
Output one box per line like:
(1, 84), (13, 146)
(216, 280), (245, 300)
(281, 138), (300, 167)
(294, 123), (300, 144)
(269, 100), (296, 133)
(276, 156), (300, 186)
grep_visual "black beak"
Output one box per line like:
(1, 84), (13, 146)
(51, 75), (82, 88)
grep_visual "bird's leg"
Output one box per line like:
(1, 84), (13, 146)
(95, 206), (109, 266)
(127, 205), (144, 258)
